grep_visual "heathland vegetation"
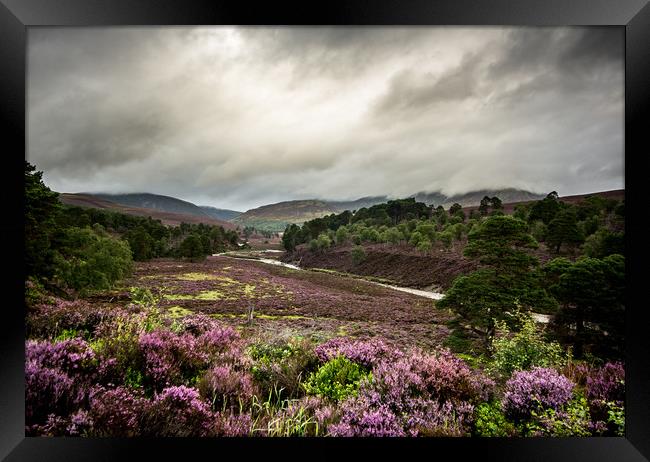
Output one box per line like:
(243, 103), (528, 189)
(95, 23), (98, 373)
(25, 162), (625, 437)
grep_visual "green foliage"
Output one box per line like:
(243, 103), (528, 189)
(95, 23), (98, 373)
(523, 395), (592, 437)
(546, 207), (584, 253)
(350, 245), (367, 265)
(53, 226), (134, 294)
(130, 287), (157, 307)
(464, 215), (539, 275)
(582, 228), (624, 258)
(178, 234), (206, 261)
(25, 162), (64, 280)
(528, 191), (561, 224)
(303, 356), (371, 402)
(416, 239), (432, 253)
(440, 216), (556, 344)
(490, 311), (569, 377)
(529, 220), (546, 242)
(249, 338), (319, 401)
(546, 254), (625, 359)
(473, 401), (516, 437)
(335, 226), (350, 245)
(605, 400), (625, 436)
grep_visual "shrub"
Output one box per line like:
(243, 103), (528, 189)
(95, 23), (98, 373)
(139, 329), (208, 391)
(140, 385), (215, 437)
(502, 367), (575, 422)
(490, 312), (569, 377)
(26, 297), (120, 340)
(522, 395), (593, 437)
(328, 348), (492, 437)
(249, 337), (319, 401)
(473, 401), (516, 437)
(198, 364), (257, 412)
(303, 356), (371, 402)
(88, 386), (147, 437)
(52, 226), (133, 294)
(350, 245), (367, 265)
(314, 337), (401, 369)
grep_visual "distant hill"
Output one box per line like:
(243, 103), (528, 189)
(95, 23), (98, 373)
(234, 188), (544, 231)
(59, 193), (237, 229)
(199, 206), (242, 221)
(91, 193), (213, 218)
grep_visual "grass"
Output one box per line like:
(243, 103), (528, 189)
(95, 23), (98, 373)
(166, 305), (194, 318)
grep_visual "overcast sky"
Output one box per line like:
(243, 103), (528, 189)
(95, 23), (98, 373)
(28, 27), (624, 211)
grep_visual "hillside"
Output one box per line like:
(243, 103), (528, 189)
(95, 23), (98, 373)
(59, 193), (237, 229)
(234, 188), (544, 231)
(91, 193), (213, 219)
(199, 205), (242, 221)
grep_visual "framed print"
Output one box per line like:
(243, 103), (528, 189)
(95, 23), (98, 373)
(2, 0), (649, 460)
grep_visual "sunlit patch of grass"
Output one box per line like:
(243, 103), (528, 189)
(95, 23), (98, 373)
(167, 305), (193, 318)
(176, 272), (218, 281)
(195, 290), (227, 300)
(255, 314), (308, 320)
(243, 284), (256, 296)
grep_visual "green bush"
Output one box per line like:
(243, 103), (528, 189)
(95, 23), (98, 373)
(473, 401), (516, 437)
(522, 395), (592, 437)
(53, 226), (133, 294)
(303, 356), (371, 402)
(350, 246), (367, 266)
(490, 311), (569, 377)
(249, 338), (319, 401)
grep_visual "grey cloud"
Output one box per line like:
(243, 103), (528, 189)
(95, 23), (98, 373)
(28, 27), (623, 212)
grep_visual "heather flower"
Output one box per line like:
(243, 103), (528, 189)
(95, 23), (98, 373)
(314, 337), (401, 369)
(26, 338), (97, 376)
(139, 330), (208, 390)
(214, 412), (252, 436)
(329, 400), (405, 437)
(502, 367), (575, 421)
(141, 385), (215, 437)
(177, 313), (223, 335)
(586, 362), (624, 404)
(196, 325), (241, 360)
(66, 409), (93, 436)
(25, 361), (77, 428)
(88, 386), (147, 437)
(197, 364), (256, 412)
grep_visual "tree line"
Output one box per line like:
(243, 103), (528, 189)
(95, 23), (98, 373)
(25, 162), (240, 295)
(281, 191), (625, 361)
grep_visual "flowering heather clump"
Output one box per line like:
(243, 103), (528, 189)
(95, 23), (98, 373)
(586, 362), (624, 404)
(26, 298), (118, 339)
(196, 324), (242, 360)
(329, 397), (406, 437)
(88, 386), (147, 437)
(177, 313), (223, 335)
(139, 329), (208, 390)
(141, 385), (215, 437)
(197, 364), (257, 412)
(502, 367), (575, 421)
(214, 411), (252, 436)
(25, 361), (77, 429)
(314, 337), (402, 369)
(66, 409), (93, 436)
(328, 348), (487, 436)
(26, 338), (97, 376)
(25, 339), (99, 430)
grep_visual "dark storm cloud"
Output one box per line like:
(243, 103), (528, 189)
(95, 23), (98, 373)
(27, 27), (623, 211)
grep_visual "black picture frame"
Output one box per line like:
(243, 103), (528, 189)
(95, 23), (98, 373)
(2, 0), (649, 460)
